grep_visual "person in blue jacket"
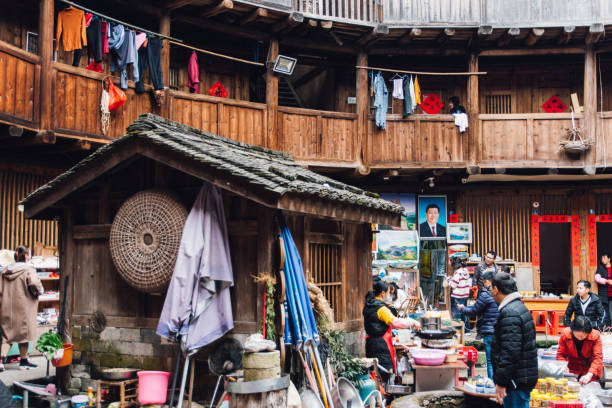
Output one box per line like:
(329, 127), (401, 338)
(458, 271), (500, 379)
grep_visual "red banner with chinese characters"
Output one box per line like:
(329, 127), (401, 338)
(588, 215), (597, 267)
(449, 214), (459, 223)
(571, 216), (580, 266)
(540, 215), (569, 223)
(600, 215), (612, 222)
(531, 215), (540, 266)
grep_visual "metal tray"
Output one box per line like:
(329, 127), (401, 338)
(101, 368), (139, 381)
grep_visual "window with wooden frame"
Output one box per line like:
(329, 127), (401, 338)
(307, 219), (344, 322)
(484, 93), (512, 114)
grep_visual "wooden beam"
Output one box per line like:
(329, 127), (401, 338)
(584, 43), (597, 166)
(240, 7), (268, 25)
(272, 12), (304, 34)
(437, 28), (456, 46)
(165, 0), (197, 11)
(320, 21), (333, 30)
(356, 50), (369, 170)
(477, 25), (493, 38)
(358, 24), (389, 46)
(2, 133), (55, 149)
(73, 224), (111, 240)
(556, 26), (575, 45)
(467, 54), (479, 164)
(586, 23), (604, 44)
(266, 39), (279, 150)
(479, 47), (584, 57)
(39, 0), (54, 131)
(524, 28), (545, 46)
(496, 27), (520, 47)
(293, 65), (327, 89)
(201, 0), (234, 18)
(399, 28), (422, 44)
(329, 30), (343, 46)
(159, 11), (171, 87)
(174, 13), (269, 41)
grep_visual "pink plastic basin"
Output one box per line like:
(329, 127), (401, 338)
(137, 371), (170, 405)
(411, 349), (446, 366)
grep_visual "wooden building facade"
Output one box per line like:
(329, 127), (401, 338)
(2, 0), (612, 338)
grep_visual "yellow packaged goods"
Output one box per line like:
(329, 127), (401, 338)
(567, 381), (580, 393)
(552, 380), (565, 397)
(537, 379), (546, 394)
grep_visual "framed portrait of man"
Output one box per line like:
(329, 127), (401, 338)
(418, 195), (447, 240)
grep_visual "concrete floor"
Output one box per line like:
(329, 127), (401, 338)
(0, 356), (55, 387)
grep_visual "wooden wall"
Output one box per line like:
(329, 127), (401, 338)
(479, 63), (584, 114)
(0, 171), (57, 253)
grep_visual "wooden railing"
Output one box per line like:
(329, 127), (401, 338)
(478, 113), (586, 166)
(0, 41), (40, 129)
(277, 107), (359, 164)
(3, 45), (612, 169)
(294, 0), (380, 24)
(367, 114), (465, 167)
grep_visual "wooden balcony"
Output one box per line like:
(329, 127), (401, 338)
(0, 43), (609, 172)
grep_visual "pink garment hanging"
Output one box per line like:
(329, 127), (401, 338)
(135, 32), (147, 50)
(101, 21), (109, 55)
(187, 51), (200, 94)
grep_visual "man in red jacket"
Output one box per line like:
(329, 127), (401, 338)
(557, 315), (603, 385)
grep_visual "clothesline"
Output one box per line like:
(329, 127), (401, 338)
(356, 65), (487, 76)
(62, 0), (263, 67)
(168, 40), (264, 67)
(59, 0), (182, 43)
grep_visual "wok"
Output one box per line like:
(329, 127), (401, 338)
(415, 328), (454, 340)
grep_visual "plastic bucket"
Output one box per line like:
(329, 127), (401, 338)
(52, 344), (73, 368)
(71, 395), (88, 407)
(137, 371), (170, 405)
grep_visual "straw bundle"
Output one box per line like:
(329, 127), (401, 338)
(307, 282), (335, 330)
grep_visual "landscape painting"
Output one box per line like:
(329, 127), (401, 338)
(376, 230), (419, 262)
(379, 193), (416, 230)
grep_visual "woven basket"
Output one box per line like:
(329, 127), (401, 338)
(109, 189), (188, 293)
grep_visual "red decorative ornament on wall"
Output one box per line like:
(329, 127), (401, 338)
(208, 81), (228, 98)
(421, 94), (444, 114)
(541, 95), (567, 113)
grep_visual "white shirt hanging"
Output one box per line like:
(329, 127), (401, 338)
(453, 113), (469, 133)
(409, 76), (416, 110)
(392, 78), (404, 99)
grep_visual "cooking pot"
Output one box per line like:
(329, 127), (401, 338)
(421, 337), (456, 349)
(420, 317), (441, 331)
(416, 328), (454, 340)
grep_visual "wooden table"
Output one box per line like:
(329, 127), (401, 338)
(522, 298), (569, 312)
(96, 378), (138, 408)
(412, 360), (467, 392)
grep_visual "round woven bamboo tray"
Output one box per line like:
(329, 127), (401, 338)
(109, 189), (188, 293)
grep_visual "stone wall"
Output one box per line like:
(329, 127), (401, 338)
(69, 325), (179, 394)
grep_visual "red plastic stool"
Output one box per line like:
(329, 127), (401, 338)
(531, 311), (548, 333)
(547, 311), (565, 335)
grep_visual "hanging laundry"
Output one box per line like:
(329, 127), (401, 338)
(86, 61), (104, 73)
(135, 32), (147, 50)
(86, 16), (102, 63)
(453, 113), (469, 133)
(101, 21), (109, 56)
(392, 77), (404, 99)
(136, 36), (165, 93)
(188, 51), (200, 94)
(402, 76), (413, 117)
(373, 72), (388, 130)
(56, 6), (87, 52)
(84, 13), (94, 28)
(414, 76), (421, 105)
(119, 30), (139, 90)
(100, 86), (110, 136)
(409, 76), (417, 110)
(109, 24), (131, 89)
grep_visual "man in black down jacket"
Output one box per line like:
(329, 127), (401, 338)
(564, 280), (605, 329)
(459, 271), (499, 379)
(490, 272), (537, 408)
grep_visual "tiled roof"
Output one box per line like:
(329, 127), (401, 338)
(22, 114), (403, 215)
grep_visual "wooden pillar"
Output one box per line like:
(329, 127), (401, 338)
(266, 39), (279, 149)
(38, 0), (54, 132)
(467, 53), (479, 164)
(356, 50), (369, 172)
(584, 43), (597, 165)
(159, 11), (171, 88)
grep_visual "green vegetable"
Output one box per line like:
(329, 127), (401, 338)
(36, 332), (63, 360)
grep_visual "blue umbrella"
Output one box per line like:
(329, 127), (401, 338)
(279, 214), (320, 346)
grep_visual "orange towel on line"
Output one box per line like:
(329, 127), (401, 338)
(56, 7), (87, 52)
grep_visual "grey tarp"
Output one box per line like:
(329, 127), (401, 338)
(157, 183), (234, 355)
